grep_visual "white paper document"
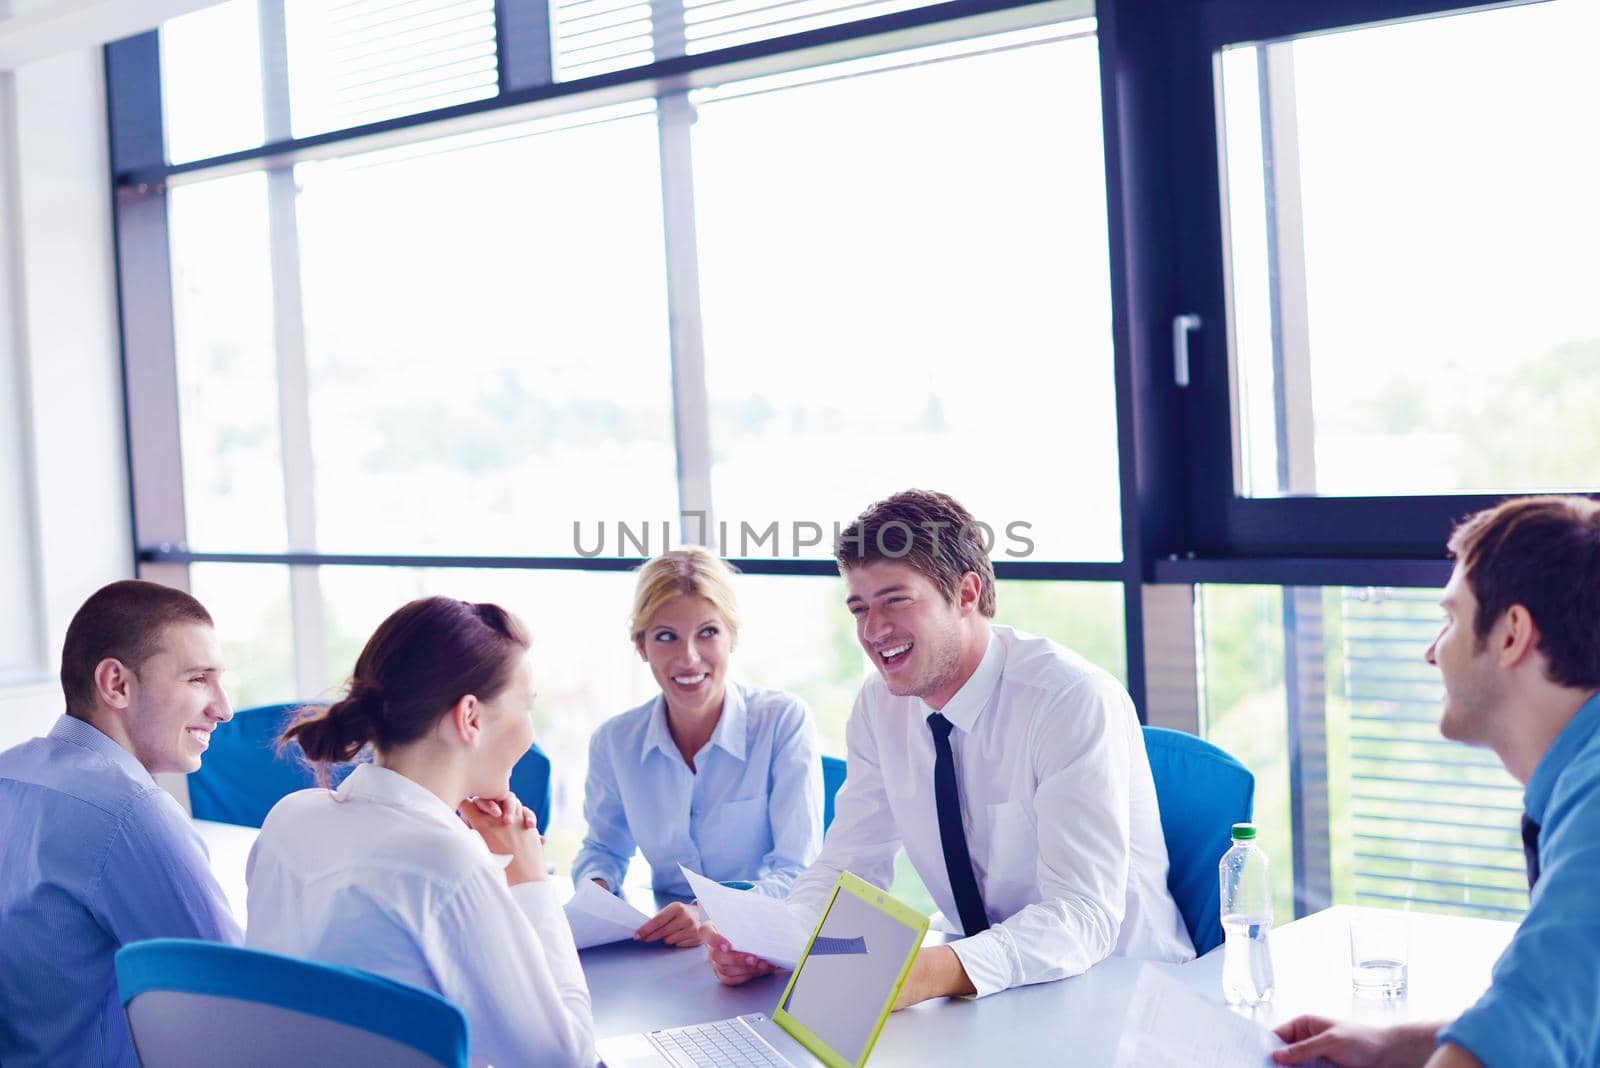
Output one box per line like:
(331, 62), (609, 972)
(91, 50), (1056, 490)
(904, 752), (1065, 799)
(680, 865), (811, 969)
(1112, 965), (1283, 1068)
(564, 878), (653, 950)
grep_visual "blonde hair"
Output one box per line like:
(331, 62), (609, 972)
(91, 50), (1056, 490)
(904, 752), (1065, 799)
(629, 547), (742, 653)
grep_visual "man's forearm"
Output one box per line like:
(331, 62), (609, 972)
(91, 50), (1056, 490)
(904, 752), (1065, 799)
(893, 945), (976, 1009)
(1423, 1040), (1482, 1068)
(1382, 1021), (1449, 1068)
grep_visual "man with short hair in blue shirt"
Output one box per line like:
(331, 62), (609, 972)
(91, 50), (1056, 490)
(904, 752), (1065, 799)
(1275, 495), (1600, 1068)
(0, 580), (241, 1068)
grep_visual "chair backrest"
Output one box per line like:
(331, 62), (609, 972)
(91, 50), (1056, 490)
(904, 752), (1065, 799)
(190, 703), (552, 833)
(509, 742), (553, 834)
(115, 939), (469, 1068)
(1142, 726), (1255, 956)
(187, 704), (343, 828)
(821, 755), (847, 831)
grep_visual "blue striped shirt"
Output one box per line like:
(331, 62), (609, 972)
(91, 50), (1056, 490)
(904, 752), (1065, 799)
(0, 715), (241, 1068)
(573, 683), (823, 897)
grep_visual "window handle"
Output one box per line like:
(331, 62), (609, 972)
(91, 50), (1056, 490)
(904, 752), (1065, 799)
(1172, 313), (1202, 388)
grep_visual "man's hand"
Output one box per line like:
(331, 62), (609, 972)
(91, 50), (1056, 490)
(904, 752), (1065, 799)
(636, 902), (702, 947)
(891, 945), (976, 1010)
(1272, 1016), (1443, 1068)
(697, 921), (778, 985)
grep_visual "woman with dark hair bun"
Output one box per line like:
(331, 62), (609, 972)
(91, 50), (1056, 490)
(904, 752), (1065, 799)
(244, 596), (593, 1068)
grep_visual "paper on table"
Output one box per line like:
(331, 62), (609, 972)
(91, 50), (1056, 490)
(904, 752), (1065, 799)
(680, 865), (811, 970)
(1112, 965), (1283, 1068)
(564, 878), (652, 950)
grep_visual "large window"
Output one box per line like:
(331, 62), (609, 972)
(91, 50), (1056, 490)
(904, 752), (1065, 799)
(162, 0), (500, 162)
(1220, 1), (1600, 500)
(693, 24), (1121, 561)
(127, 1), (1122, 873)
(291, 108), (677, 555)
(1201, 584), (1525, 922)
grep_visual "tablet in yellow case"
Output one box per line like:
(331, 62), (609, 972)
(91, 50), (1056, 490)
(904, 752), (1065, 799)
(770, 871), (931, 1068)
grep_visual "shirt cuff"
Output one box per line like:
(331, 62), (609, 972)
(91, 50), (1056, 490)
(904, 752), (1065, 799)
(753, 868), (799, 898)
(1440, 983), (1566, 1068)
(510, 878), (564, 926)
(948, 927), (1018, 998)
(572, 851), (628, 892)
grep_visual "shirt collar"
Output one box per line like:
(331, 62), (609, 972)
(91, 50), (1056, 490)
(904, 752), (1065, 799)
(922, 630), (1003, 732)
(48, 714), (156, 788)
(1525, 690), (1600, 824)
(335, 763), (471, 836)
(641, 696), (678, 763)
(639, 684), (748, 763)
(706, 683), (748, 761)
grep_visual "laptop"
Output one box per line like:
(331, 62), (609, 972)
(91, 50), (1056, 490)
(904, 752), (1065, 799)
(597, 872), (930, 1068)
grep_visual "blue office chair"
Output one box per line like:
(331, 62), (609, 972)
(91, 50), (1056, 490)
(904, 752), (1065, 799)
(509, 742), (553, 835)
(821, 755), (847, 831)
(116, 939), (468, 1068)
(190, 703), (553, 833)
(187, 703), (347, 828)
(1142, 726), (1255, 956)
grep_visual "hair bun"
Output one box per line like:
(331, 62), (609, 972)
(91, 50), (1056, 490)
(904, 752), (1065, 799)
(282, 683), (384, 772)
(344, 677), (387, 718)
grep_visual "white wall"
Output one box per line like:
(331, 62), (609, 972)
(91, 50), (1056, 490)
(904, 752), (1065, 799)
(0, 67), (46, 685)
(0, 46), (134, 743)
(0, 680), (58, 750)
(0, 0), (219, 70)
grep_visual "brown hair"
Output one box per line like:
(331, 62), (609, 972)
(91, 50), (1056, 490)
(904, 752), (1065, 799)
(1448, 495), (1600, 689)
(834, 489), (997, 617)
(628, 548), (742, 653)
(61, 580), (214, 719)
(282, 597), (530, 776)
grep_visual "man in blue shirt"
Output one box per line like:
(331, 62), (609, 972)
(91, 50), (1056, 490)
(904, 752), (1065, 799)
(1275, 496), (1600, 1068)
(0, 580), (241, 1067)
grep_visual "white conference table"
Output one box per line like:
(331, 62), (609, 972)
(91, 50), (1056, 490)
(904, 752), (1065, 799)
(197, 818), (258, 923)
(582, 897), (1515, 1066)
(196, 820), (1517, 1065)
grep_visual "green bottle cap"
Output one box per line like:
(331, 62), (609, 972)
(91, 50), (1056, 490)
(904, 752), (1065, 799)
(1231, 823), (1257, 841)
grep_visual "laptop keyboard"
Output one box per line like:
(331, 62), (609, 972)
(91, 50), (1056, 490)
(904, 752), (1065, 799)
(647, 1018), (793, 1068)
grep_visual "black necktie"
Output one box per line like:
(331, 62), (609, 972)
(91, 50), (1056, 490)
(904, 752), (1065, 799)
(928, 712), (989, 936)
(1521, 814), (1541, 891)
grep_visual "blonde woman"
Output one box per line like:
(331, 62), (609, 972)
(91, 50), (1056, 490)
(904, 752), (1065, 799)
(573, 548), (823, 946)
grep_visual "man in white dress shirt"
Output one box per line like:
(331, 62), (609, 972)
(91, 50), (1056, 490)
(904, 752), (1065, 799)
(701, 489), (1193, 1007)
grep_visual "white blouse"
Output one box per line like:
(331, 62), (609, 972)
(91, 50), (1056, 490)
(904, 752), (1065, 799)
(245, 764), (594, 1068)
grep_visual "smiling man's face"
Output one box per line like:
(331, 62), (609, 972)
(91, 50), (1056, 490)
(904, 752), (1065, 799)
(121, 622), (233, 774)
(845, 560), (969, 709)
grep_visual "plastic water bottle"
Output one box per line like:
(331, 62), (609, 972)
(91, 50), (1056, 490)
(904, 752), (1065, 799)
(1219, 822), (1276, 1005)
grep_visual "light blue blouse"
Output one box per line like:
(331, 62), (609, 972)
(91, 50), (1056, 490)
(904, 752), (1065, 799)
(572, 683), (823, 898)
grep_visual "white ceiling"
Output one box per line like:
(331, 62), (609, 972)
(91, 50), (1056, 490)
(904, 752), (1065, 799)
(0, 0), (221, 71)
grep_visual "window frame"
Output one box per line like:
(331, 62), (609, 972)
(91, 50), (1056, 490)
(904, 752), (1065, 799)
(1137, 0), (1587, 567)
(110, 0), (1578, 918)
